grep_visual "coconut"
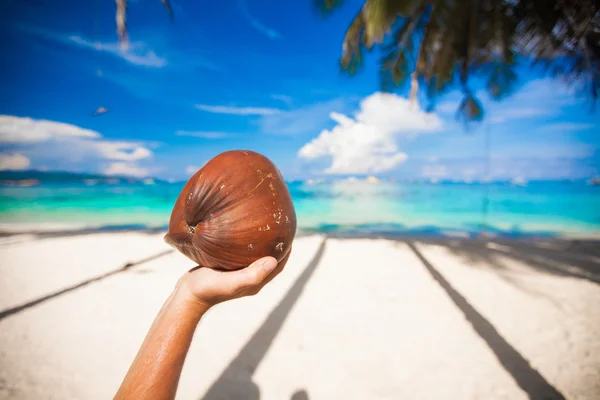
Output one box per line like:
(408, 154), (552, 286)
(165, 150), (296, 270)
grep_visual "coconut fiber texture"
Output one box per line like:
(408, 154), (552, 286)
(164, 150), (297, 270)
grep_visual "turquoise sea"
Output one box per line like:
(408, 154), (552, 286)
(0, 179), (599, 237)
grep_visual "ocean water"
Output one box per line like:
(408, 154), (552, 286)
(0, 180), (599, 237)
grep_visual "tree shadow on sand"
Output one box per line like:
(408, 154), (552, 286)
(407, 242), (566, 400)
(0, 249), (173, 321)
(199, 239), (327, 400)
(410, 236), (600, 286)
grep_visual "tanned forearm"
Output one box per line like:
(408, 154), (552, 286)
(114, 255), (282, 400)
(114, 290), (209, 400)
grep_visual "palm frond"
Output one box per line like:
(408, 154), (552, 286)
(328, 0), (599, 121)
(162, 0), (174, 21)
(110, 0), (599, 122)
(313, 0), (346, 14)
(457, 94), (484, 122)
(378, 4), (427, 92)
(340, 6), (368, 74)
(115, 0), (174, 49)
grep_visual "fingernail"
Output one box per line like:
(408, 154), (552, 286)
(262, 257), (277, 272)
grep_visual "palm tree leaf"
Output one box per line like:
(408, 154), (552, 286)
(109, 0), (599, 122)
(162, 0), (174, 21)
(378, 3), (427, 90)
(341, 6), (368, 72)
(457, 94), (484, 122)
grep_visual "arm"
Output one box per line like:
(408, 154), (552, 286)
(114, 254), (287, 400)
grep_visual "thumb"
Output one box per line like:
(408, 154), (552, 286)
(226, 256), (278, 292)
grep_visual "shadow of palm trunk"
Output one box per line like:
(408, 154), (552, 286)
(0, 249), (173, 321)
(200, 239), (327, 400)
(407, 242), (565, 400)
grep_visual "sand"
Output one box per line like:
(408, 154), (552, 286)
(0, 231), (599, 399)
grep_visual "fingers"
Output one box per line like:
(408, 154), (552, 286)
(255, 247), (292, 290)
(225, 256), (278, 294)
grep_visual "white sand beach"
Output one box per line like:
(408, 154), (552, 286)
(0, 231), (599, 399)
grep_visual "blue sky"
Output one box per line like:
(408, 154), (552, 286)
(0, 0), (598, 181)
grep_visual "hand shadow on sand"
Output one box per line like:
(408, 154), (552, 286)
(199, 240), (326, 400)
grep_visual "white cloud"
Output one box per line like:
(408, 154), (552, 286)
(0, 153), (30, 171)
(422, 164), (447, 178)
(194, 98), (353, 136)
(483, 78), (587, 124)
(259, 98), (352, 135)
(186, 165), (200, 175)
(0, 115), (100, 143)
(543, 122), (595, 132)
(271, 94), (293, 107)
(175, 130), (228, 139)
(18, 25), (167, 68)
(104, 162), (149, 177)
(461, 168), (478, 177)
(238, 0), (281, 39)
(298, 93), (442, 175)
(0, 115), (153, 176)
(68, 36), (167, 68)
(434, 78), (584, 124)
(94, 141), (152, 161)
(489, 107), (550, 124)
(195, 104), (281, 116)
(510, 79), (582, 105)
(491, 168), (505, 177)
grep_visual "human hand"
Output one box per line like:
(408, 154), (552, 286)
(175, 250), (291, 310)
